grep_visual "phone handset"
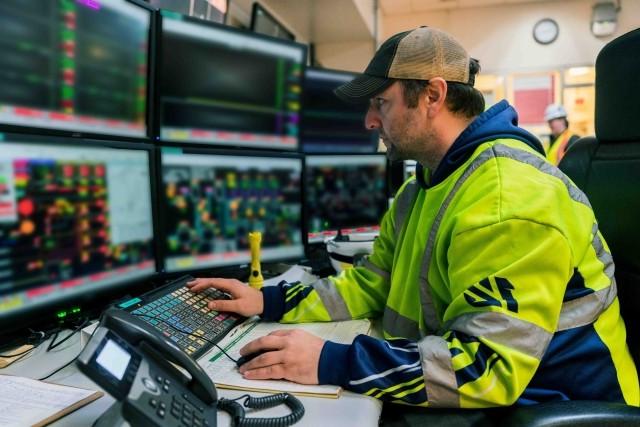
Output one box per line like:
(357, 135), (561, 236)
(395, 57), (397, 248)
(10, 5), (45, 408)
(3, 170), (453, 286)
(101, 308), (217, 405)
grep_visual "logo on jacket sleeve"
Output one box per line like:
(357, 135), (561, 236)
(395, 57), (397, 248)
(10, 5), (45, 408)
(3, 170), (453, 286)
(464, 277), (519, 313)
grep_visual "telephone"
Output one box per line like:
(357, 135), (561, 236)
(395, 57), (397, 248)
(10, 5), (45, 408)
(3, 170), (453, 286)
(77, 307), (218, 426)
(77, 308), (305, 427)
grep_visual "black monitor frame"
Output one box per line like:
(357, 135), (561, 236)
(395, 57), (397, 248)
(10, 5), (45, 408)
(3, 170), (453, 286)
(301, 67), (379, 154)
(155, 143), (305, 279)
(0, 0), (157, 143)
(153, 10), (307, 151)
(0, 132), (161, 336)
(302, 153), (389, 247)
(147, 0), (228, 24)
(250, 2), (295, 42)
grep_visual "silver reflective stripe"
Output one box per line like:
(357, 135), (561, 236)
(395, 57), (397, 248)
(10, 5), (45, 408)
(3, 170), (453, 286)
(418, 335), (459, 407)
(419, 148), (496, 333)
(591, 222), (615, 282)
(446, 312), (552, 360)
(394, 180), (419, 240)
(491, 144), (592, 208)
(361, 257), (391, 281)
(383, 306), (421, 340)
(312, 278), (351, 320)
(558, 281), (618, 331)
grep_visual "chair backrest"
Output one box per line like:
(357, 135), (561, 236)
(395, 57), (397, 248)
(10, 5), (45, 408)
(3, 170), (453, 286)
(559, 28), (640, 367)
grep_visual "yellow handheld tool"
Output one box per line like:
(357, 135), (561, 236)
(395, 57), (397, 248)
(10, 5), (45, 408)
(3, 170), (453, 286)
(248, 231), (264, 289)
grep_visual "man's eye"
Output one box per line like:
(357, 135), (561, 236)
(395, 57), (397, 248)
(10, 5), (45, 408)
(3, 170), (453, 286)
(375, 98), (386, 108)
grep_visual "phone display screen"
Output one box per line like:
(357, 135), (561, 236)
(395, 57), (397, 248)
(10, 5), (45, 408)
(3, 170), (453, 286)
(97, 339), (132, 381)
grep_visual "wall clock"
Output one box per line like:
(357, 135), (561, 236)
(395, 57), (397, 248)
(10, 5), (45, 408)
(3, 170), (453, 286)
(533, 18), (559, 45)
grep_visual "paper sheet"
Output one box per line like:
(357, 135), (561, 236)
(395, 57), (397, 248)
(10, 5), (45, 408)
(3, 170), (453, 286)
(199, 318), (370, 398)
(0, 375), (101, 427)
(263, 265), (319, 287)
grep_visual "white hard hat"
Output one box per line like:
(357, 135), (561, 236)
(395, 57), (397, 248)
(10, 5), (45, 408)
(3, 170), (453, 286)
(325, 233), (377, 273)
(544, 104), (567, 122)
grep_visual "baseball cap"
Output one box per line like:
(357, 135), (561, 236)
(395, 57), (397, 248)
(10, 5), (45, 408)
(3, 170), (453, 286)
(335, 26), (472, 104)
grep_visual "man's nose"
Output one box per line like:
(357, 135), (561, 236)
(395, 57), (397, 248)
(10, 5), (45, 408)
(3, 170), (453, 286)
(365, 108), (381, 130)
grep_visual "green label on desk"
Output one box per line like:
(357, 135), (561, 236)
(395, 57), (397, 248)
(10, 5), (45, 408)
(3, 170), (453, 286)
(118, 297), (142, 308)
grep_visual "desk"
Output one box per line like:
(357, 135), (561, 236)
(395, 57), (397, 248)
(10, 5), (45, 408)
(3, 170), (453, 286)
(1, 327), (382, 426)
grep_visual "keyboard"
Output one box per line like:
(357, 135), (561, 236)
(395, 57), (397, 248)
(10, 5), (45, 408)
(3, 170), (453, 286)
(118, 275), (244, 359)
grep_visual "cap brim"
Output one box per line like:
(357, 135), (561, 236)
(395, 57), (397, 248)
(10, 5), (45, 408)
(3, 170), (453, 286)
(334, 74), (394, 105)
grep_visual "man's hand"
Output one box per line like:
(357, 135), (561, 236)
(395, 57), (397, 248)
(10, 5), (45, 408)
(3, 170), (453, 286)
(186, 278), (263, 317)
(238, 329), (325, 385)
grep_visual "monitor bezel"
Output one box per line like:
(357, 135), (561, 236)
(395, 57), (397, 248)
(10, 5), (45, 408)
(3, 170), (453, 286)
(302, 152), (389, 249)
(300, 66), (379, 154)
(0, 0), (157, 144)
(0, 132), (161, 335)
(250, 2), (296, 42)
(154, 10), (307, 151)
(156, 143), (305, 279)
(146, 0), (229, 24)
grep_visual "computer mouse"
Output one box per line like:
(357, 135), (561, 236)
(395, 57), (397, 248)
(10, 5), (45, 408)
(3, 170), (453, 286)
(236, 349), (269, 368)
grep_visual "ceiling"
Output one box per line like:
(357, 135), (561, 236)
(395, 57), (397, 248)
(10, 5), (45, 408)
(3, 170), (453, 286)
(379, 0), (576, 15)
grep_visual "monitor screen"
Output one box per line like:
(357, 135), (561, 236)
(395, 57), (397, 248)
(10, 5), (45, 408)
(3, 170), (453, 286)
(0, 135), (156, 325)
(305, 154), (388, 243)
(250, 3), (295, 42)
(158, 13), (306, 150)
(148, 0), (227, 24)
(301, 68), (378, 153)
(0, 0), (152, 139)
(160, 148), (304, 272)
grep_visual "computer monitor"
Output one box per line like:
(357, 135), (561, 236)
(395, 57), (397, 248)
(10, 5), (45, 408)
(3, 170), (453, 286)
(250, 3), (295, 42)
(158, 12), (306, 150)
(148, 0), (227, 24)
(0, 0), (153, 139)
(301, 68), (379, 153)
(0, 134), (157, 330)
(305, 154), (388, 244)
(159, 147), (304, 273)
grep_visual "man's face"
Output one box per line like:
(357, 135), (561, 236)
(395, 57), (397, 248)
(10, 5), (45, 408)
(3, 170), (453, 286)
(548, 118), (566, 139)
(364, 82), (429, 162)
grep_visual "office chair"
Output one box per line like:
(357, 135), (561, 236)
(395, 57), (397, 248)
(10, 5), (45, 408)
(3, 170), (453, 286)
(381, 28), (640, 427)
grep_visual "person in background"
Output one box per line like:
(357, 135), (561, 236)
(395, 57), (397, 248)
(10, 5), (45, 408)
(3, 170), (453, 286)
(544, 104), (581, 165)
(188, 27), (638, 409)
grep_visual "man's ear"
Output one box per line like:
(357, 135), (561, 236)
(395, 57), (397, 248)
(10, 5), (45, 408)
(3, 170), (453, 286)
(425, 78), (448, 114)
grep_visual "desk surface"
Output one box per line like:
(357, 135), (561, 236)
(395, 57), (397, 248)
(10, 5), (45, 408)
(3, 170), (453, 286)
(1, 326), (381, 427)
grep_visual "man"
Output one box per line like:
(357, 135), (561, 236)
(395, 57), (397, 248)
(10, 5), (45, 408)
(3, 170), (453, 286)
(544, 104), (581, 165)
(188, 27), (638, 408)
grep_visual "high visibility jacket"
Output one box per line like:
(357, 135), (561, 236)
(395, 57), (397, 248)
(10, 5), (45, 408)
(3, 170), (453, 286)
(547, 128), (580, 165)
(261, 101), (638, 408)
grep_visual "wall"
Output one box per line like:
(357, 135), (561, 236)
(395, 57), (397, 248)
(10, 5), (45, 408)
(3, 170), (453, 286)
(381, 0), (640, 74)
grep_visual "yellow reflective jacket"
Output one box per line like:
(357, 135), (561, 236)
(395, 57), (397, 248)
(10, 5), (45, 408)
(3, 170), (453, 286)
(261, 101), (638, 407)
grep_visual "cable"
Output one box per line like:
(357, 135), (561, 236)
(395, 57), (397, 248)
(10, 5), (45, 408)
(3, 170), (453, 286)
(47, 317), (89, 352)
(0, 329), (51, 359)
(218, 393), (305, 427)
(131, 313), (239, 364)
(37, 319), (100, 381)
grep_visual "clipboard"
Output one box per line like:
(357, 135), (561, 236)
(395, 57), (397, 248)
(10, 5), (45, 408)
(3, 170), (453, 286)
(0, 374), (103, 427)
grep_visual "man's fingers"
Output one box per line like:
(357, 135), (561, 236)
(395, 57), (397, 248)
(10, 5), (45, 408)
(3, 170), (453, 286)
(207, 299), (240, 313)
(187, 278), (243, 294)
(242, 364), (286, 380)
(238, 350), (284, 372)
(239, 335), (285, 356)
(268, 329), (294, 337)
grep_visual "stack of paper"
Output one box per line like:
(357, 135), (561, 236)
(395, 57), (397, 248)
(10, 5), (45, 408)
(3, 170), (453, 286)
(199, 318), (370, 398)
(0, 375), (102, 427)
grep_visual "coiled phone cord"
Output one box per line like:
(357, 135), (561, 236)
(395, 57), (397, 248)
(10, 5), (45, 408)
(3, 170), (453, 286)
(218, 393), (305, 427)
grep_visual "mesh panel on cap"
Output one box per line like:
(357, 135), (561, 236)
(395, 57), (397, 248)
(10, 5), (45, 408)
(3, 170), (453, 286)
(388, 27), (470, 84)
